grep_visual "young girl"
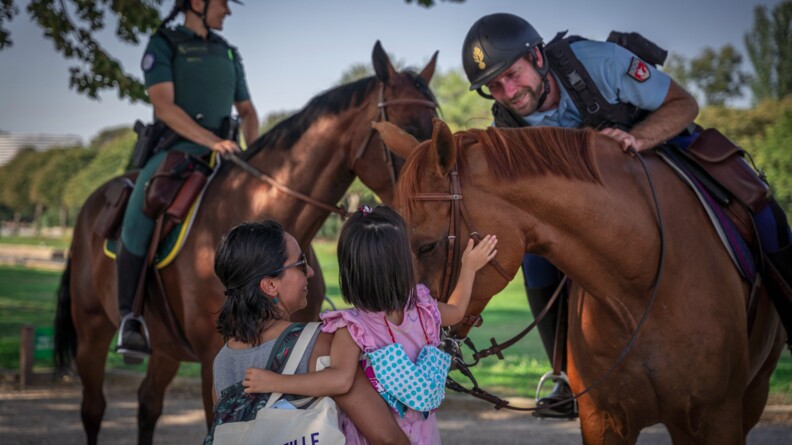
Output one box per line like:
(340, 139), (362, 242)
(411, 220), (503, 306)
(243, 206), (497, 444)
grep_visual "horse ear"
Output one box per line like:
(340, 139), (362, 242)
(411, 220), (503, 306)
(429, 118), (456, 177)
(419, 50), (439, 83)
(372, 121), (419, 159)
(372, 40), (397, 83)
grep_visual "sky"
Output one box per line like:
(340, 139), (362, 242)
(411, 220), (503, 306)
(0, 0), (783, 144)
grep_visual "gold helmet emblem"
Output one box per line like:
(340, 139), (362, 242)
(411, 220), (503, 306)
(473, 47), (486, 70)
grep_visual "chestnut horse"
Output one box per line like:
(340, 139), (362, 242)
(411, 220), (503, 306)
(378, 119), (784, 444)
(54, 42), (438, 445)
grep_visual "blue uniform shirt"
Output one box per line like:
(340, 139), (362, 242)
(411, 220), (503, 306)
(523, 40), (671, 128)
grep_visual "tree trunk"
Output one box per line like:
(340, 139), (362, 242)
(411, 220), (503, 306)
(12, 212), (21, 236)
(33, 204), (44, 236)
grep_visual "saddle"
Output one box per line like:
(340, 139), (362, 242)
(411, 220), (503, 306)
(656, 128), (792, 337)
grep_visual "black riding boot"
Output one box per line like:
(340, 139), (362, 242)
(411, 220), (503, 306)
(525, 284), (577, 419)
(114, 245), (151, 360)
(767, 244), (792, 352)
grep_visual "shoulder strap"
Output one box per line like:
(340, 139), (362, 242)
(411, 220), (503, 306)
(263, 322), (320, 409)
(544, 35), (642, 130)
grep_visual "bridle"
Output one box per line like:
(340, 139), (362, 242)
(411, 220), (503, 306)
(350, 82), (438, 192)
(229, 81), (437, 219)
(411, 167), (512, 328)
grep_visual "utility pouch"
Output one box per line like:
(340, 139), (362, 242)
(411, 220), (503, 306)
(607, 31), (668, 66)
(95, 176), (135, 239)
(684, 128), (771, 214)
(143, 151), (208, 219)
(165, 158), (212, 223)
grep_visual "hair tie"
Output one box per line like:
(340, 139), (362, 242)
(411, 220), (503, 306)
(359, 205), (373, 216)
(223, 288), (234, 297)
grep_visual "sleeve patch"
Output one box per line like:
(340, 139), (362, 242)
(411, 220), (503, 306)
(141, 53), (156, 72)
(627, 57), (651, 82)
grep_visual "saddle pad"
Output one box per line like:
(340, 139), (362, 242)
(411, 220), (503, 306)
(103, 153), (221, 269)
(657, 147), (756, 283)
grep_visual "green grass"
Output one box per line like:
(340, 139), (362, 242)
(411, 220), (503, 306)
(1, 240), (790, 402)
(0, 235), (72, 250)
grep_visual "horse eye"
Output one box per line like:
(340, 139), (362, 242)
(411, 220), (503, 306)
(417, 242), (437, 256)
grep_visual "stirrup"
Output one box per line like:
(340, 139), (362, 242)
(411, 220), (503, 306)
(535, 371), (578, 416)
(115, 313), (152, 360)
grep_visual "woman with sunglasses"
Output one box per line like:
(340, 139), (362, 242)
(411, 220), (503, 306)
(209, 220), (408, 444)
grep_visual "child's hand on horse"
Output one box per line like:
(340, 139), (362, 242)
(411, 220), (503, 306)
(461, 234), (498, 273)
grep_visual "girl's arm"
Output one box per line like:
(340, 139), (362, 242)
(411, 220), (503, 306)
(438, 235), (497, 327)
(242, 327), (361, 397)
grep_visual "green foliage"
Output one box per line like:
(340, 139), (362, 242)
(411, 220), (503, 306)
(430, 68), (492, 131)
(62, 129), (135, 208)
(754, 105), (792, 211)
(664, 46), (749, 106)
(744, 1), (792, 102)
(30, 147), (96, 208)
(0, 148), (50, 216)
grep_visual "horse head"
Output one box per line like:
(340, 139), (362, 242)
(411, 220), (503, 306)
(380, 118), (525, 335)
(352, 41), (438, 204)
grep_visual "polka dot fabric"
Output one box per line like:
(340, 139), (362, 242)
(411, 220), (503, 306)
(367, 342), (451, 412)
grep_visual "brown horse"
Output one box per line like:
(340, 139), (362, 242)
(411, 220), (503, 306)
(54, 42), (438, 445)
(377, 119), (785, 444)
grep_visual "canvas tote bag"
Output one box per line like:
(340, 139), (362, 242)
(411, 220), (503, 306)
(213, 322), (345, 445)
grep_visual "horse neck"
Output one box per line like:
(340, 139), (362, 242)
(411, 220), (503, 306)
(214, 104), (374, 246)
(471, 147), (661, 298)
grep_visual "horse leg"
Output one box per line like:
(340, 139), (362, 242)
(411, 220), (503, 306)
(74, 318), (115, 445)
(663, 398), (745, 445)
(137, 353), (181, 445)
(578, 405), (641, 445)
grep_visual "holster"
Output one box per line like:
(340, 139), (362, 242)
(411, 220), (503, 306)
(131, 121), (181, 169)
(143, 151), (211, 220)
(682, 128), (771, 214)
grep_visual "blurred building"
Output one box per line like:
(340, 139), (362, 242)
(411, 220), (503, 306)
(0, 132), (83, 166)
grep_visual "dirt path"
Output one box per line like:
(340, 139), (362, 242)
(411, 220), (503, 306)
(1, 372), (791, 444)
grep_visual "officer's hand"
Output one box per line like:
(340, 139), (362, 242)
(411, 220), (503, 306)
(599, 128), (639, 153)
(210, 139), (241, 155)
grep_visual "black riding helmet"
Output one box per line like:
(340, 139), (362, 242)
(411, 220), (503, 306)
(462, 13), (546, 95)
(162, 0), (243, 29)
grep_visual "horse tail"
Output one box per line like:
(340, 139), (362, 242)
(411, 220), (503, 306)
(54, 255), (76, 373)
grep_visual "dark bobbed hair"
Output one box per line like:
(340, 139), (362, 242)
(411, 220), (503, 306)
(337, 206), (416, 313)
(214, 220), (288, 345)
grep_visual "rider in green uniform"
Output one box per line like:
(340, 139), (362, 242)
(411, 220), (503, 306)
(116, 0), (259, 359)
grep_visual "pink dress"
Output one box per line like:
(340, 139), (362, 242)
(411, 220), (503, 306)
(320, 284), (443, 445)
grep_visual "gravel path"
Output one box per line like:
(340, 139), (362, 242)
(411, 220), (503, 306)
(1, 372), (791, 444)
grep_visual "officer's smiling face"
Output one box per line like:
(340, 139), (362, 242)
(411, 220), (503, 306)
(485, 56), (545, 117)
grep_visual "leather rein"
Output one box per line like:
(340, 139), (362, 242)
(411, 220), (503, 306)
(227, 82), (437, 219)
(412, 148), (667, 412)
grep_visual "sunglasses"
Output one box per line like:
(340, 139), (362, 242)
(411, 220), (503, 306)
(271, 252), (308, 276)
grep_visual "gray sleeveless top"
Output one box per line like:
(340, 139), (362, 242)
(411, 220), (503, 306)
(212, 326), (321, 397)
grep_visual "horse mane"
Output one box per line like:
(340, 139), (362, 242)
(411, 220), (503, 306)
(243, 76), (378, 160)
(398, 126), (601, 219)
(243, 71), (436, 160)
(469, 126), (601, 182)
